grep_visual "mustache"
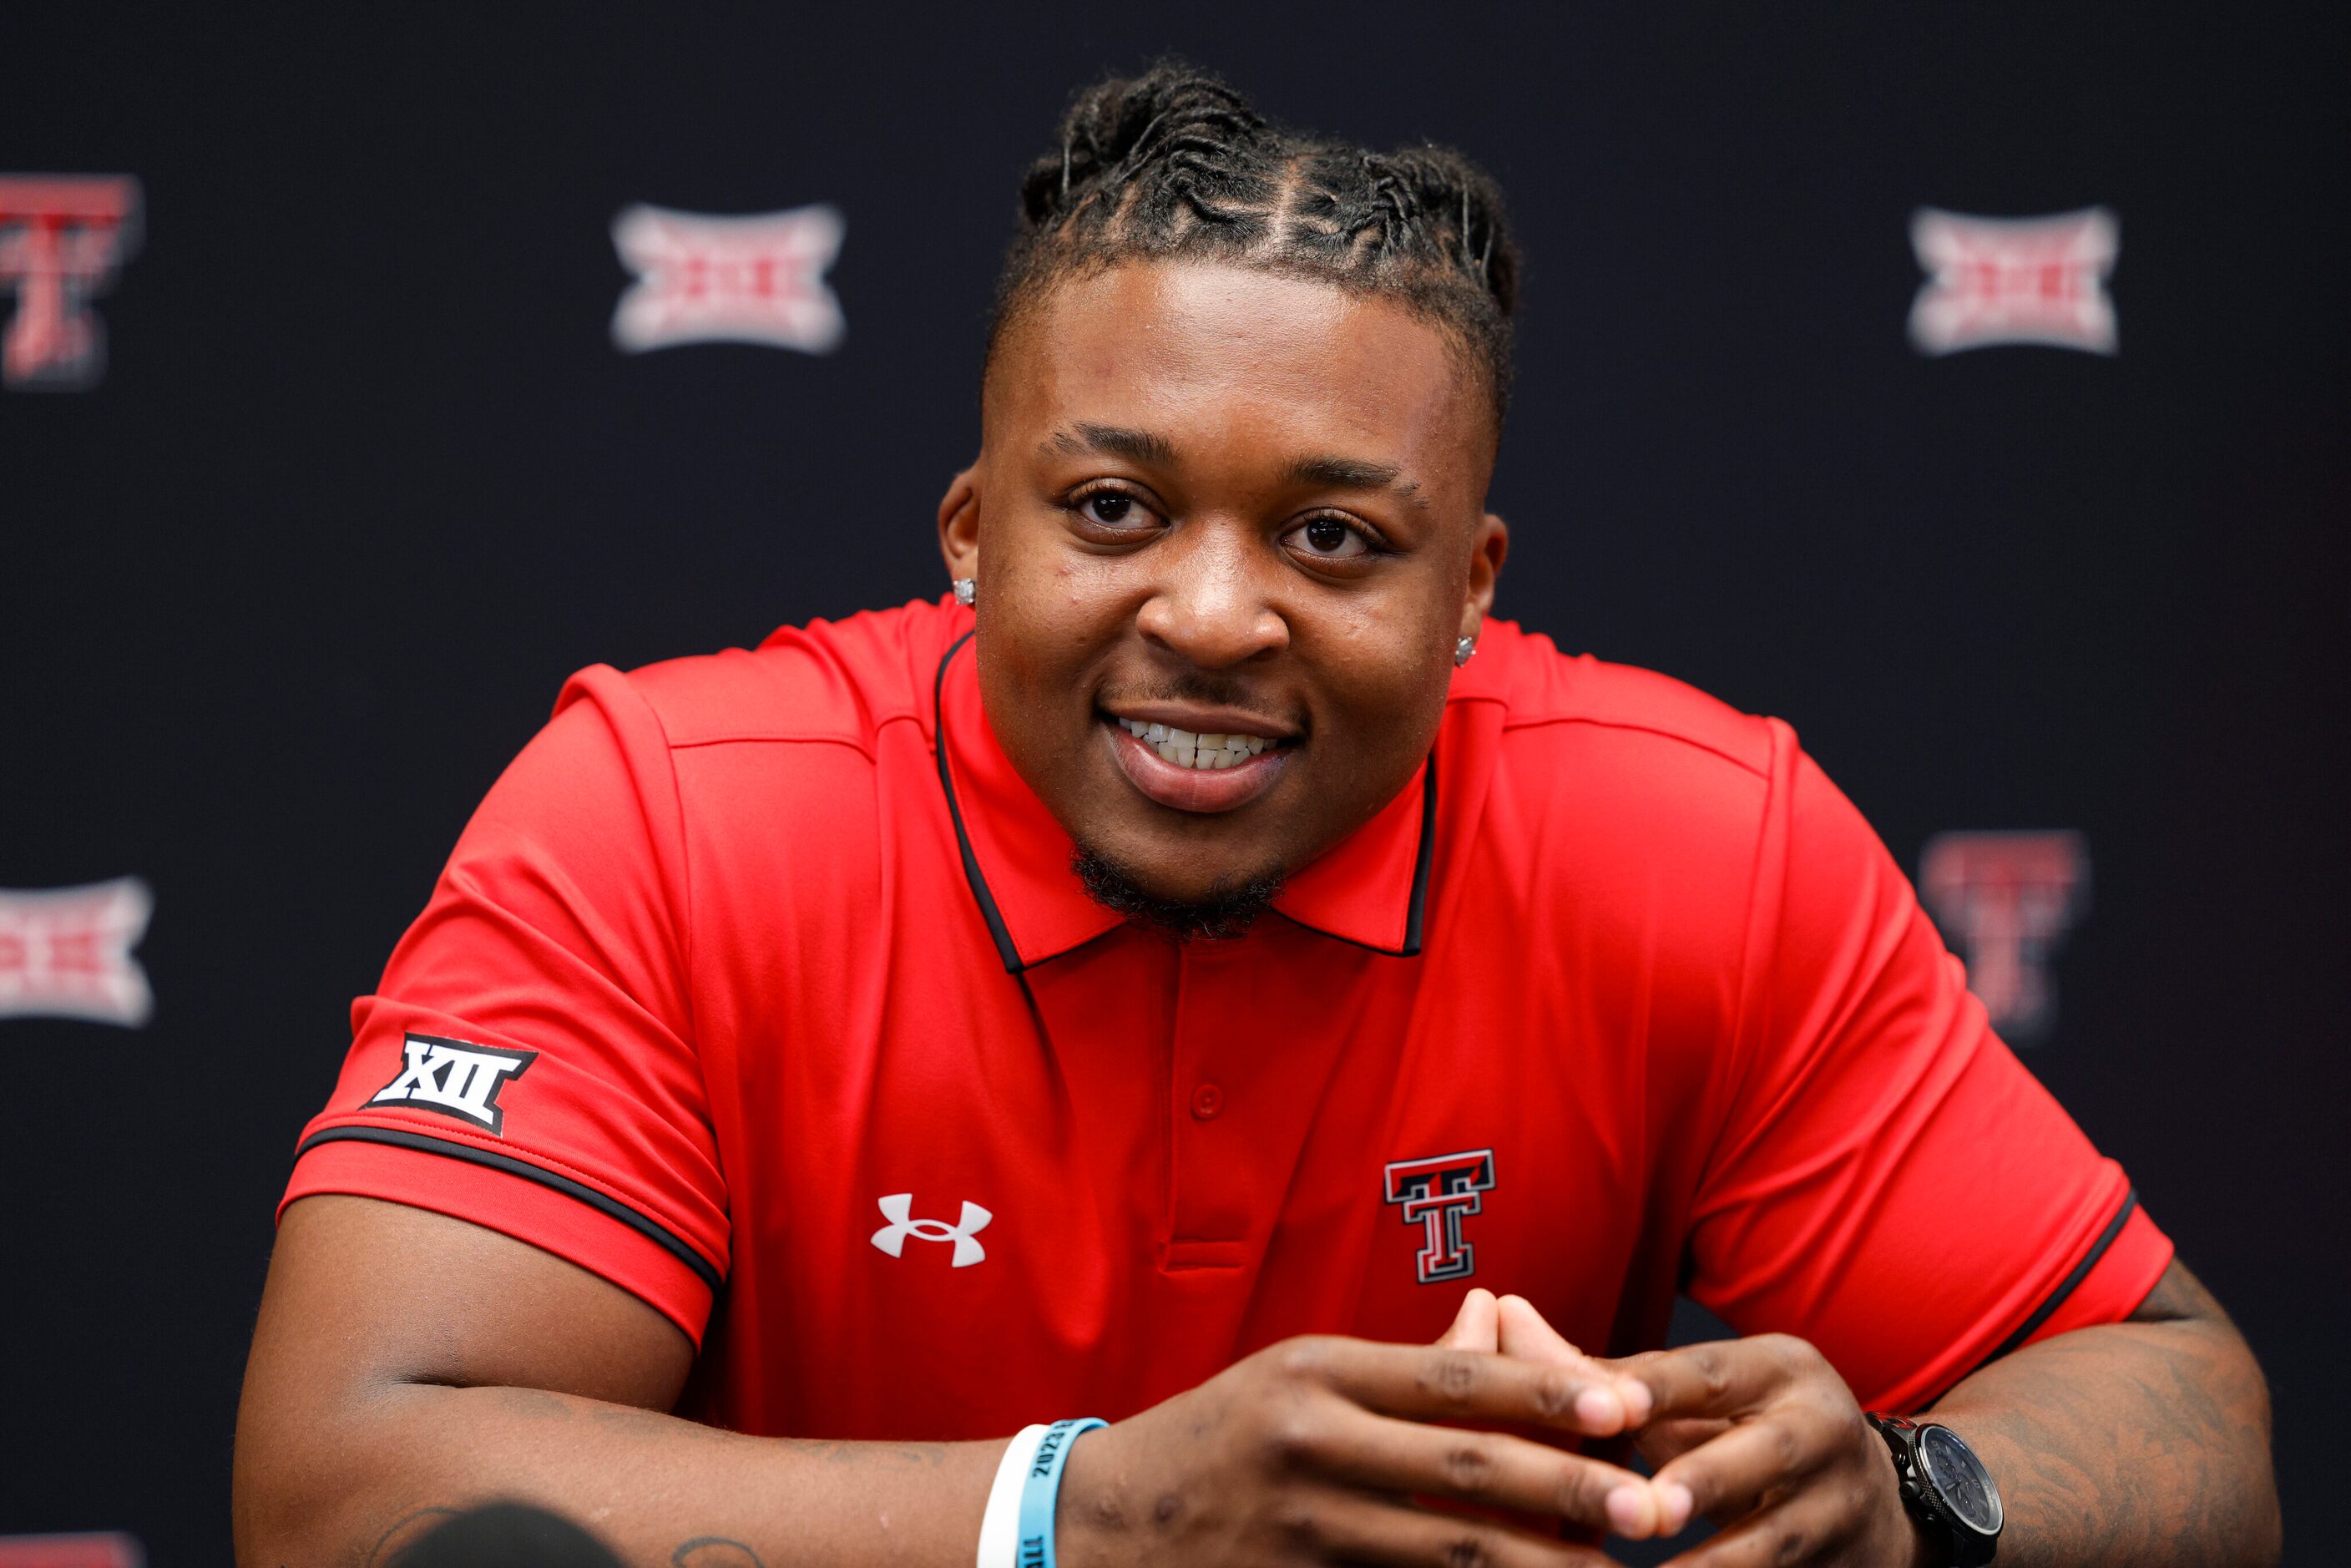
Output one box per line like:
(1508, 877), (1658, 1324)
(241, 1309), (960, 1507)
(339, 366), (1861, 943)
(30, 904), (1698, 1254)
(1097, 675), (1300, 729)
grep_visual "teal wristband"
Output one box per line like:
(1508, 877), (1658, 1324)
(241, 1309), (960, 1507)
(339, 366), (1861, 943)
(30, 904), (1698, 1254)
(1014, 1417), (1105, 1568)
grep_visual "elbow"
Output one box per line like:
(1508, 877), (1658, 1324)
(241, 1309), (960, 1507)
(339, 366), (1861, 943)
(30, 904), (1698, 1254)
(232, 1371), (436, 1568)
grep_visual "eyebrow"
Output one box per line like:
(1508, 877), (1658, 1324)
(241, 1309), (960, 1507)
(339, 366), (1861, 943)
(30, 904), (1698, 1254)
(1046, 423), (1176, 466)
(1282, 453), (1428, 508)
(1046, 423), (1432, 510)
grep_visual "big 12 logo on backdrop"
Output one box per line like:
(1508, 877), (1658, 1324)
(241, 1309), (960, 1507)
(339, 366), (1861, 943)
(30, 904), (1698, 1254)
(1909, 207), (2118, 356)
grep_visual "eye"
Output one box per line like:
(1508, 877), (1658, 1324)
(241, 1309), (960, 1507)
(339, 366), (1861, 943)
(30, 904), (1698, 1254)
(1282, 514), (1377, 563)
(1065, 485), (1161, 535)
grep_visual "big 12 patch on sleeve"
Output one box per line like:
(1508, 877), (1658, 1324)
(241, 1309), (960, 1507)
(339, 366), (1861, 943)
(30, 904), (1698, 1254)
(367, 1032), (538, 1135)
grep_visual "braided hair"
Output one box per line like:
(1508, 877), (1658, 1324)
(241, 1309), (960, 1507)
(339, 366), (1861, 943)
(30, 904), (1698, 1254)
(991, 62), (1522, 425)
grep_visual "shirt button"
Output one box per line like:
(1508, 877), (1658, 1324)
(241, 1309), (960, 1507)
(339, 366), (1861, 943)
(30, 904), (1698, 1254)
(1190, 1082), (1224, 1120)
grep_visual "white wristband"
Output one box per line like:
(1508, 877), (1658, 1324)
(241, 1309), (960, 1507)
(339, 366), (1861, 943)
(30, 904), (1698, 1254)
(977, 1424), (1050, 1568)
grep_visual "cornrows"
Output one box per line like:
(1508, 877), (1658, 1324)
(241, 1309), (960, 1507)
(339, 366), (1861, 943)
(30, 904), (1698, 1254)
(992, 61), (1522, 422)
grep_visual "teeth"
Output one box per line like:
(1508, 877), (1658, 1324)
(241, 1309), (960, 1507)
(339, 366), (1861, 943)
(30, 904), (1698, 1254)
(1116, 716), (1282, 771)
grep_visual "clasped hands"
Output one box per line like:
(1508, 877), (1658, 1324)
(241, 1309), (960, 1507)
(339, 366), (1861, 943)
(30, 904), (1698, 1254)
(1058, 1288), (1927, 1566)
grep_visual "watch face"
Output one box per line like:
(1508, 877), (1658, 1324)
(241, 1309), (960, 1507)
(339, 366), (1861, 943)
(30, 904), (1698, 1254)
(1918, 1424), (2003, 1535)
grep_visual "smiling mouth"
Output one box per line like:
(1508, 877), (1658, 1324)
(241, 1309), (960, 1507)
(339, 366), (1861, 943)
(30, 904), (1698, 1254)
(1111, 716), (1281, 771)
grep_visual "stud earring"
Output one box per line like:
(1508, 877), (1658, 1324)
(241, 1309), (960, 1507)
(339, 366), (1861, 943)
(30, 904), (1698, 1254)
(1454, 635), (1478, 666)
(953, 577), (976, 608)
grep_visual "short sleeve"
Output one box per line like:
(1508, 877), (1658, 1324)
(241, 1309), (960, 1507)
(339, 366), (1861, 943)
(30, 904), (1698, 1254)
(1684, 741), (2172, 1412)
(281, 665), (727, 1344)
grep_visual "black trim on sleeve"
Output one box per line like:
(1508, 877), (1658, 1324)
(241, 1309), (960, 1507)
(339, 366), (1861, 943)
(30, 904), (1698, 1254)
(1935, 1186), (2139, 1400)
(296, 1125), (723, 1292)
(933, 630), (1028, 974)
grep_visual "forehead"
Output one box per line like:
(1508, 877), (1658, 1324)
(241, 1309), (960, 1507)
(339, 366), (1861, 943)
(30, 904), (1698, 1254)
(988, 261), (1489, 482)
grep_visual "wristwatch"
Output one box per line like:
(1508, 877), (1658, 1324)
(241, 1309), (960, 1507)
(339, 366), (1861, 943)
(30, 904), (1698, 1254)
(1863, 1412), (2003, 1566)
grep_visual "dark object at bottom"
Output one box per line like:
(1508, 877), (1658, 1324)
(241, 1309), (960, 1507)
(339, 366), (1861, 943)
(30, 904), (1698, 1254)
(393, 1503), (626, 1568)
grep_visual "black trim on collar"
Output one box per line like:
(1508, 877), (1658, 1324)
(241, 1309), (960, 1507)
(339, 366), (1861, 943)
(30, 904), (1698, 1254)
(1403, 751), (1438, 956)
(1928, 1186), (2140, 1407)
(934, 631), (1027, 974)
(933, 630), (1441, 967)
(296, 1125), (723, 1291)
(1275, 749), (1439, 959)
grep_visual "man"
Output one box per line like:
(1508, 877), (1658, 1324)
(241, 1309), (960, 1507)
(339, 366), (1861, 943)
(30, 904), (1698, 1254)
(234, 65), (2279, 1567)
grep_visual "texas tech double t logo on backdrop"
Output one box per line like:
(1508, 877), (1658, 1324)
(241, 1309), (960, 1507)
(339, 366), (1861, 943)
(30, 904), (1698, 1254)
(1383, 1149), (1497, 1284)
(0, 175), (142, 389)
(1919, 831), (2091, 1044)
(369, 1032), (538, 1134)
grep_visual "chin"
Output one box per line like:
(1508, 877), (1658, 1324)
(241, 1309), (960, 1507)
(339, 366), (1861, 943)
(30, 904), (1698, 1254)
(1069, 840), (1287, 942)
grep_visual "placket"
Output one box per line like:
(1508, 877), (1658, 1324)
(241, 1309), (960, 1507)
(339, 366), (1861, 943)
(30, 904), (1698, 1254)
(1161, 936), (1261, 1270)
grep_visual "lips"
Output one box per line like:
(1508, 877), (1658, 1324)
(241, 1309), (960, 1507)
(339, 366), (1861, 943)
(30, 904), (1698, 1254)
(1104, 717), (1290, 812)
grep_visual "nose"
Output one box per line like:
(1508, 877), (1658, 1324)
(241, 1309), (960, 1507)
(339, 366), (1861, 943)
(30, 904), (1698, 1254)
(1133, 520), (1291, 669)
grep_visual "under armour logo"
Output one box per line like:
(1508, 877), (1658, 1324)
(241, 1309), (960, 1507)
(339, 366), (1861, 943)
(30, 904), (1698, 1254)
(1383, 1149), (1497, 1284)
(368, 1031), (537, 1134)
(869, 1193), (992, 1267)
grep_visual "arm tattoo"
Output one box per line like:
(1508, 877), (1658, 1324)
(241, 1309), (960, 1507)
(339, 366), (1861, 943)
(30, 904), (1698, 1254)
(674, 1538), (767, 1567)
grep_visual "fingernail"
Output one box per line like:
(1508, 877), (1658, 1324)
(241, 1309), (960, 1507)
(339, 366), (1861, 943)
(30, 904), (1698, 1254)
(1573, 1386), (1625, 1429)
(1604, 1483), (1651, 1537)
(1616, 1376), (1652, 1424)
(1657, 1481), (1694, 1535)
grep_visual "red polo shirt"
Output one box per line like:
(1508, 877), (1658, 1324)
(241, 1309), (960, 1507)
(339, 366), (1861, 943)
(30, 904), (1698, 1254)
(283, 596), (2170, 1429)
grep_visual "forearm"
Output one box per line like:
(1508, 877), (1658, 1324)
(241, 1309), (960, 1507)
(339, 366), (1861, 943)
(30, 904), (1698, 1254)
(1924, 1309), (2279, 1567)
(235, 1383), (1004, 1568)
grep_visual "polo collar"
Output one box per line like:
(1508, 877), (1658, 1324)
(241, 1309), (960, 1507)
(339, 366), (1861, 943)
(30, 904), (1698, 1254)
(933, 630), (1435, 973)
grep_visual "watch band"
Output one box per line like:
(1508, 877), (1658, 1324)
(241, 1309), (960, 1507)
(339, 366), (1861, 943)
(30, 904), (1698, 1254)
(1865, 1412), (2000, 1567)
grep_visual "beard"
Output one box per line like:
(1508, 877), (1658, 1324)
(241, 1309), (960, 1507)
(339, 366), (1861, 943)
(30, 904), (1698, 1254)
(1069, 842), (1286, 942)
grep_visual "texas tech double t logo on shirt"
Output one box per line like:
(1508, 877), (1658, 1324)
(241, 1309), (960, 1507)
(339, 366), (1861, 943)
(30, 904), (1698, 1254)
(368, 1032), (537, 1134)
(1383, 1149), (1497, 1284)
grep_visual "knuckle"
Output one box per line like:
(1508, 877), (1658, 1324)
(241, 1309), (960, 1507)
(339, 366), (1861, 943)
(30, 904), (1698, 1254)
(1553, 1460), (1614, 1520)
(1529, 1366), (1577, 1419)
(1442, 1533), (1496, 1568)
(1276, 1335), (1334, 1381)
(1442, 1439), (1500, 1497)
(1261, 1405), (1324, 1468)
(1691, 1347), (1732, 1399)
(1766, 1418), (1805, 1471)
(1419, 1348), (1484, 1404)
(1771, 1522), (1809, 1565)
(1271, 1498), (1323, 1547)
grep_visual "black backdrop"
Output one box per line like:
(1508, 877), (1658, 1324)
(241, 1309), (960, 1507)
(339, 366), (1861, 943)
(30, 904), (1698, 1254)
(3, 5), (2343, 1562)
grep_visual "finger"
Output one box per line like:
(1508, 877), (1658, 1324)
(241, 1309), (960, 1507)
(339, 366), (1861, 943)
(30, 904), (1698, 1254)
(1497, 1296), (1651, 1426)
(1612, 1337), (1797, 1427)
(1273, 1485), (1620, 1567)
(1654, 1483), (1869, 1567)
(1496, 1294), (1583, 1361)
(1632, 1416), (1735, 1470)
(1437, 1287), (1501, 1350)
(1297, 1337), (1645, 1438)
(1649, 1409), (1844, 1536)
(1312, 1409), (1666, 1537)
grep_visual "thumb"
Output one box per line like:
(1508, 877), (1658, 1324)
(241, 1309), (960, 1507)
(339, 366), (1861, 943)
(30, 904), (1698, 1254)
(1498, 1295), (1654, 1427)
(1434, 1287), (1500, 1350)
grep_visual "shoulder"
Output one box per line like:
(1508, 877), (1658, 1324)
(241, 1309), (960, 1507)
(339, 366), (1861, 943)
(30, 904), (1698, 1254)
(558, 597), (965, 761)
(1459, 619), (1781, 790)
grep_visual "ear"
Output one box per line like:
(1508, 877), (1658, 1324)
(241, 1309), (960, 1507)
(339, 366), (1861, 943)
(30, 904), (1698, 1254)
(1459, 511), (1510, 642)
(937, 463), (982, 583)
